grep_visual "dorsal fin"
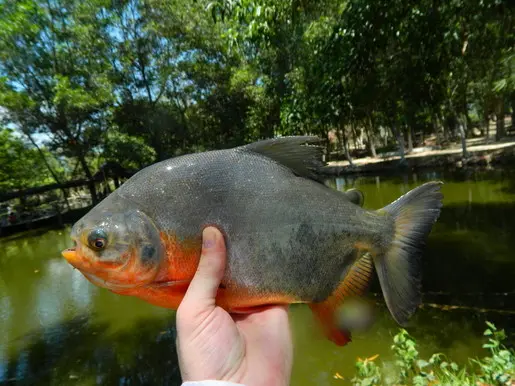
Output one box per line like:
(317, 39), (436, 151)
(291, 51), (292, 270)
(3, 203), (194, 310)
(344, 189), (365, 207)
(241, 136), (326, 182)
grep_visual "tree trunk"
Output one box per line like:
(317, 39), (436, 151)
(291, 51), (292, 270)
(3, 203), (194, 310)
(432, 113), (440, 146)
(335, 126), (343, 157)
(495, 97), (505, 141)
(338, 119), (353, 165)
(392, 122), (405, 162)
(443, 115), (450, 142)
(77, 153), (98, 204)
(24, 132), (71, 211)
(351, 122), (359, 150)
(383, 129), (389, 147)
(342, 133), (353, 166)
(407, 126), (413, 153)
(465, 112), (473, 137)
(483, 113), (490, 144)
(366, 116), (377, 158)
(324, 128), (331, 162)
(458, 115), (468, 159)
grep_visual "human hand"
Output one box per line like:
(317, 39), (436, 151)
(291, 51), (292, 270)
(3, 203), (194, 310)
(176, 227), (293, 386)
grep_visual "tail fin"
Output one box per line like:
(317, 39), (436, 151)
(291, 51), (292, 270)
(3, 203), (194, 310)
(374, 181), (443, 326)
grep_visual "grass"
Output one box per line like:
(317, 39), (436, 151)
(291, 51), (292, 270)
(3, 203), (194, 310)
(350, 322), (515, 386)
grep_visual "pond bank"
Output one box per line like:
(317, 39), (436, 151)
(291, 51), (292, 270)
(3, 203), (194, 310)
(321, 139), (515, 176)
(0, 205), (92, 238)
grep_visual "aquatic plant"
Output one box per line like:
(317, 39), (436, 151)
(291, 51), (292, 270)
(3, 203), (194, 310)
(349, 321), (515, 386)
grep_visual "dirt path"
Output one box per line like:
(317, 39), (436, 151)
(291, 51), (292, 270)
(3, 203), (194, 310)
(328, 137), (515, 167)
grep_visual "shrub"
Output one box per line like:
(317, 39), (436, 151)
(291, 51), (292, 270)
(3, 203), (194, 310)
(349, 322), (515, 386)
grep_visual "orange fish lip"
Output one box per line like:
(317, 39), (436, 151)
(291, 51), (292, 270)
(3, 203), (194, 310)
(61, 247), (147, 291)
(62, 248), (79, 264)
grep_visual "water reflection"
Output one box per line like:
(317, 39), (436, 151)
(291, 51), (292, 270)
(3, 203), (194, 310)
(2, 306), (510, 386)
(70, 266), (95, 314)
(35, 261), (67, 327)
(0, 275), (11, 384)
(330, 169), (515, 308)
(0, 276), (11, 322)
(1, 169), (515, 385)
(2, 316), (182, 385)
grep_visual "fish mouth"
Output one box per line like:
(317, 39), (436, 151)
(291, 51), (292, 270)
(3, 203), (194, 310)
(61, 248), (139, 291)
(62, 248), (79, 265)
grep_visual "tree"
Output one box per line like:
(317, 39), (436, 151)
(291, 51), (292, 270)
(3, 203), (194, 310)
(1, 0), (514, 198)
(0, 128), (58, 192)
(0, 0), (115, 203)
(102, 130), (156, 170)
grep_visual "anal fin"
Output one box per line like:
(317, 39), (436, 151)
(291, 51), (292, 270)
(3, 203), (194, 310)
(309, 254), (374, 346)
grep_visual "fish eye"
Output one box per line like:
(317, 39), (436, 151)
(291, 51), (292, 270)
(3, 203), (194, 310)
(88, 228), (109, 251)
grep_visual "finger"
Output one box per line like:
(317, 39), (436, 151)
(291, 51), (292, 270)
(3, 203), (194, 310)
(182, 226), (227, 310)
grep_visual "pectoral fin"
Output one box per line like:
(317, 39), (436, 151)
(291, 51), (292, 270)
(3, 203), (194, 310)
(344, 188), (365, 207)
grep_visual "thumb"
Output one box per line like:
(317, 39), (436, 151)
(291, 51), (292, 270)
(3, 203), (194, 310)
(181, 226), (227, 312)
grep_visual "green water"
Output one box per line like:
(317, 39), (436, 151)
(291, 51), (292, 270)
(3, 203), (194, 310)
(1, 169), (515, 385)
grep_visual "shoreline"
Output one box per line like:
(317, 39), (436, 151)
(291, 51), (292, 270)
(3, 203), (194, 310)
(321, 139), (515, 176)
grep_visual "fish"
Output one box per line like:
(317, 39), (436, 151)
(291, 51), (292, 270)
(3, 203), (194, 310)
(62, 136), (443, 346)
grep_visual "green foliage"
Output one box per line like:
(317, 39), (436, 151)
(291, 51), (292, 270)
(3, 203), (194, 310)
(0, 0), (513, 192)
(474, 321), (515, 385)
(391, 329), (421, 382)
(351, 356), (382, 386)
(0, 0), (116, 199)
(349, 322), (515, 386)
(0, 129), (58, 192)
(102, 130), (156, 170)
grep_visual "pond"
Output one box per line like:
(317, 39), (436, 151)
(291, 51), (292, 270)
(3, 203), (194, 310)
(1, 168), (514, 385)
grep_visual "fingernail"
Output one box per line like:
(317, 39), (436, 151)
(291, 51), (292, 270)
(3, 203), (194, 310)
(202, 227), (217, 249)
